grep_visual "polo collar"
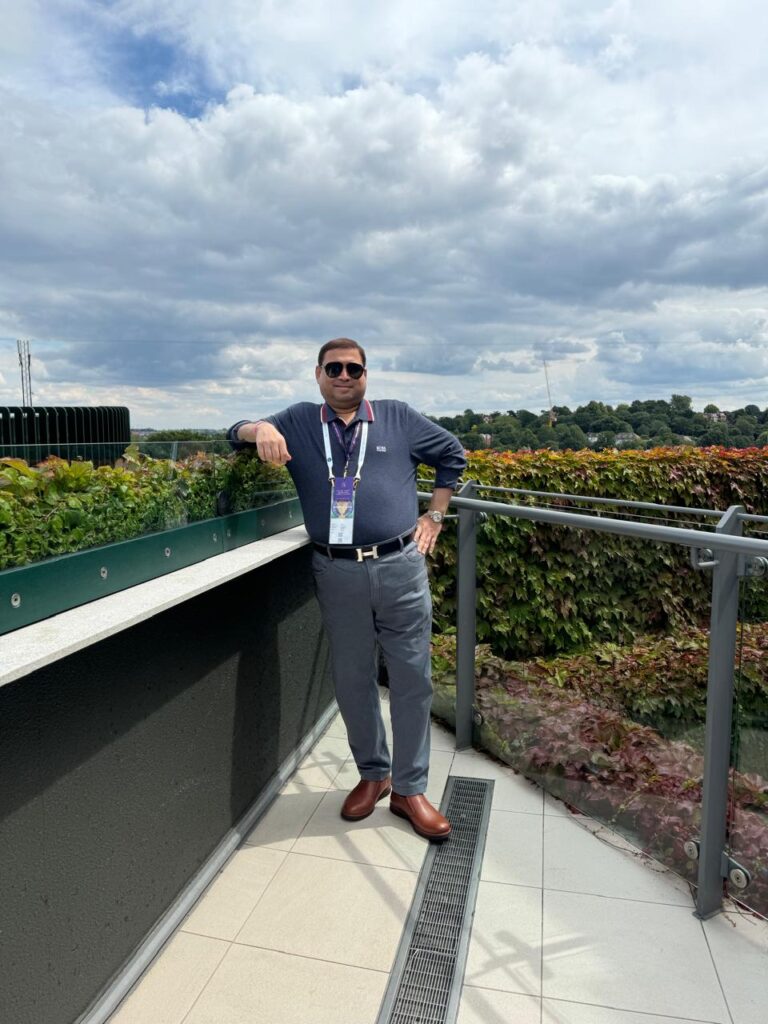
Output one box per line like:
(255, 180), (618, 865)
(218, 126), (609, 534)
(321, 399), (374, 424)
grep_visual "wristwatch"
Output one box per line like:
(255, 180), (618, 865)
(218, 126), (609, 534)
(427, 510), (444, 523)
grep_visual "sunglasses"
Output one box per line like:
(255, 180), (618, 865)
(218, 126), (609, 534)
(322, 361), (366, 380)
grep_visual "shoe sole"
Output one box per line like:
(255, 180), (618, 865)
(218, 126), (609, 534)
(389, 805), (452, 842)
(341, 786), (392, 821)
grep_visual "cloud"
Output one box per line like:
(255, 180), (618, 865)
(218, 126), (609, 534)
(2, 3), (768, 424)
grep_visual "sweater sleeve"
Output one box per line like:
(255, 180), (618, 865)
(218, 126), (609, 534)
(226, 411), (290, 451)
(406, 406), (466, 488)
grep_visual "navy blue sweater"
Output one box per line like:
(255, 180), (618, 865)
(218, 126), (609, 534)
(228, 399), (466, 545)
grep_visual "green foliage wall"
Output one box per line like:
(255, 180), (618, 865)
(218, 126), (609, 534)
(0, 448), (292, 571)
(429, 446), (768, 659)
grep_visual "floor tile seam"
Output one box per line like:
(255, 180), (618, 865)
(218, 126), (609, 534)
(284, 847), (422, 876)
(477, 877), (544, 894)
(238, 784), (330, 849)
(277, 780), (331, 793)
(293, 769), (346, 789)
(539, 979), (732, 1024)
(539, 789), (545, 1024)
(540, 886), (701, 911)
(290, 791), (428, 872)
(538, 882), (694, 910)
(179, 924), (240, 943)
(290, 785), (341, 847)
(299, 741), (352, 765)
(324, 751), (360, 789)
(226, 937), (393, 976)
(239, 837), (298, 853)
(698, 916), (737, 1024)
(191, 847), (290, 891)
(458, 982), (541, 1003)
(286, 777), (336, 793)
(296, 741), (351, 771)
(461, 979), (542, 997)
(293, 843), (428, 874)
(229, 849), (298, 946)
(176, 932), (233, 1024)
(477, 805), (547, 817)
(540, 994), (729, 1024)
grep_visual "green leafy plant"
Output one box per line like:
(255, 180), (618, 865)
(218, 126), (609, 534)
(0, 448), (293, 571)
(427, 446), (768, 658)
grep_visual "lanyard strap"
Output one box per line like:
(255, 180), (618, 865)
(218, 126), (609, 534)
(322, 416), (368, 485)
(332, 420), (361, 469)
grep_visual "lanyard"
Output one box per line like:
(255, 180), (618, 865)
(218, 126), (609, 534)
(322, 415), (369, 486)
(332, 421), (361, 472)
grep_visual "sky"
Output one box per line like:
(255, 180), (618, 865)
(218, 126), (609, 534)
(1, 1), (767, 428)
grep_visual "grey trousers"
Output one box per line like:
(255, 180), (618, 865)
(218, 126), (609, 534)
(311, 541), (433, 796)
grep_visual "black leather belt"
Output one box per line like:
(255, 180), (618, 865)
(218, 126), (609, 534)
(313, 532), (414, 562)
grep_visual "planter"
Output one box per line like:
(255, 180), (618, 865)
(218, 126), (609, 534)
(0, 498), (302, 635)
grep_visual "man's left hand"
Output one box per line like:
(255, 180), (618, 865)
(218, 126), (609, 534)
(414, 514), (442, 555)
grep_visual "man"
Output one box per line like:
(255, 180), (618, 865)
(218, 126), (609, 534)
(228, 338), (466, 840)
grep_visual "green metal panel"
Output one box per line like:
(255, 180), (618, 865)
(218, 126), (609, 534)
(0, 498), (303, 636)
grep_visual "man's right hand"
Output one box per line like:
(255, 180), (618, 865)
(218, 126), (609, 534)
(238, 421), (292, 465)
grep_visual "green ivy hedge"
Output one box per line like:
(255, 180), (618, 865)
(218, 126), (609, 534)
(0, 447), (292, 572)
(428, 446), (768, 659)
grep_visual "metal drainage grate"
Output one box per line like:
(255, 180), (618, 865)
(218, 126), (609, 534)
(376, 776), (494, 1024)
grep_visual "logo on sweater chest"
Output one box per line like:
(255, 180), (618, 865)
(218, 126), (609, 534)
(376, 445), (387, 452)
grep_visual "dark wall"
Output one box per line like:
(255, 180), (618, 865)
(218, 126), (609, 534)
(0, 546), (333, 1024)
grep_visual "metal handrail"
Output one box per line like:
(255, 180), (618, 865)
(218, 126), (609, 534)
(426, 481), (767, 921)
(416, 478), (727, 518)
(417, 489), (768, 558)
(472, 484), (725, 519)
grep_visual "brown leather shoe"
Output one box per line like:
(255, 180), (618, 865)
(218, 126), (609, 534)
(390, 793), (452, 841)
(341, 777), (392, 821)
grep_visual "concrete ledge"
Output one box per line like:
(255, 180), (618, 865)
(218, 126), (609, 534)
(0, 526), (310, 689)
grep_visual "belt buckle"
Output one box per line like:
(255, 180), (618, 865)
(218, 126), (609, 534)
(356, 544), (379, 562)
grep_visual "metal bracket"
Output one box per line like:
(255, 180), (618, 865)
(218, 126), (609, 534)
(690, 547), (717, 571)
(737, 555), (768, 579)
(720, 853), (751, 890)
(686, 841), (752, 891)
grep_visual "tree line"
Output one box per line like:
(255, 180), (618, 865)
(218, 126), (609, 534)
(135, 396), (768, 451)
(430, 395), (768, 451)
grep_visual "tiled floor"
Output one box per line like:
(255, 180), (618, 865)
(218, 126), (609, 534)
(109, 693), (768, 1024)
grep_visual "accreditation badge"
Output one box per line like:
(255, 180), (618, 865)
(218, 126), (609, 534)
(328, 476), (356, 544)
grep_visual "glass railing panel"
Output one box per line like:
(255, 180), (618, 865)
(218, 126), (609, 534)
(0, 441), (295, 573)
(431, 499), (717, 888)
(728, 526), (768, 918)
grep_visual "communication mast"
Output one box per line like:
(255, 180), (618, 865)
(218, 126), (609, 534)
(542, 359), (556, 426)
(17, 339), (33, 406)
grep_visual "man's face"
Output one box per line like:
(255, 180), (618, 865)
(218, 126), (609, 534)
(315, 347), (368, 411)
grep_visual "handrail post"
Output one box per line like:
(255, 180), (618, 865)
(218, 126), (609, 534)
(695, 504), (744, 918)
(455, 480), (478, 750)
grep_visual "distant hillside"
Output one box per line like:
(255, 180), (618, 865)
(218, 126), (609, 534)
(430, 395), (768, 452)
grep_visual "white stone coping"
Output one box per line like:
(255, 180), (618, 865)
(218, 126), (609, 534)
(0, 526), (311, 690)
